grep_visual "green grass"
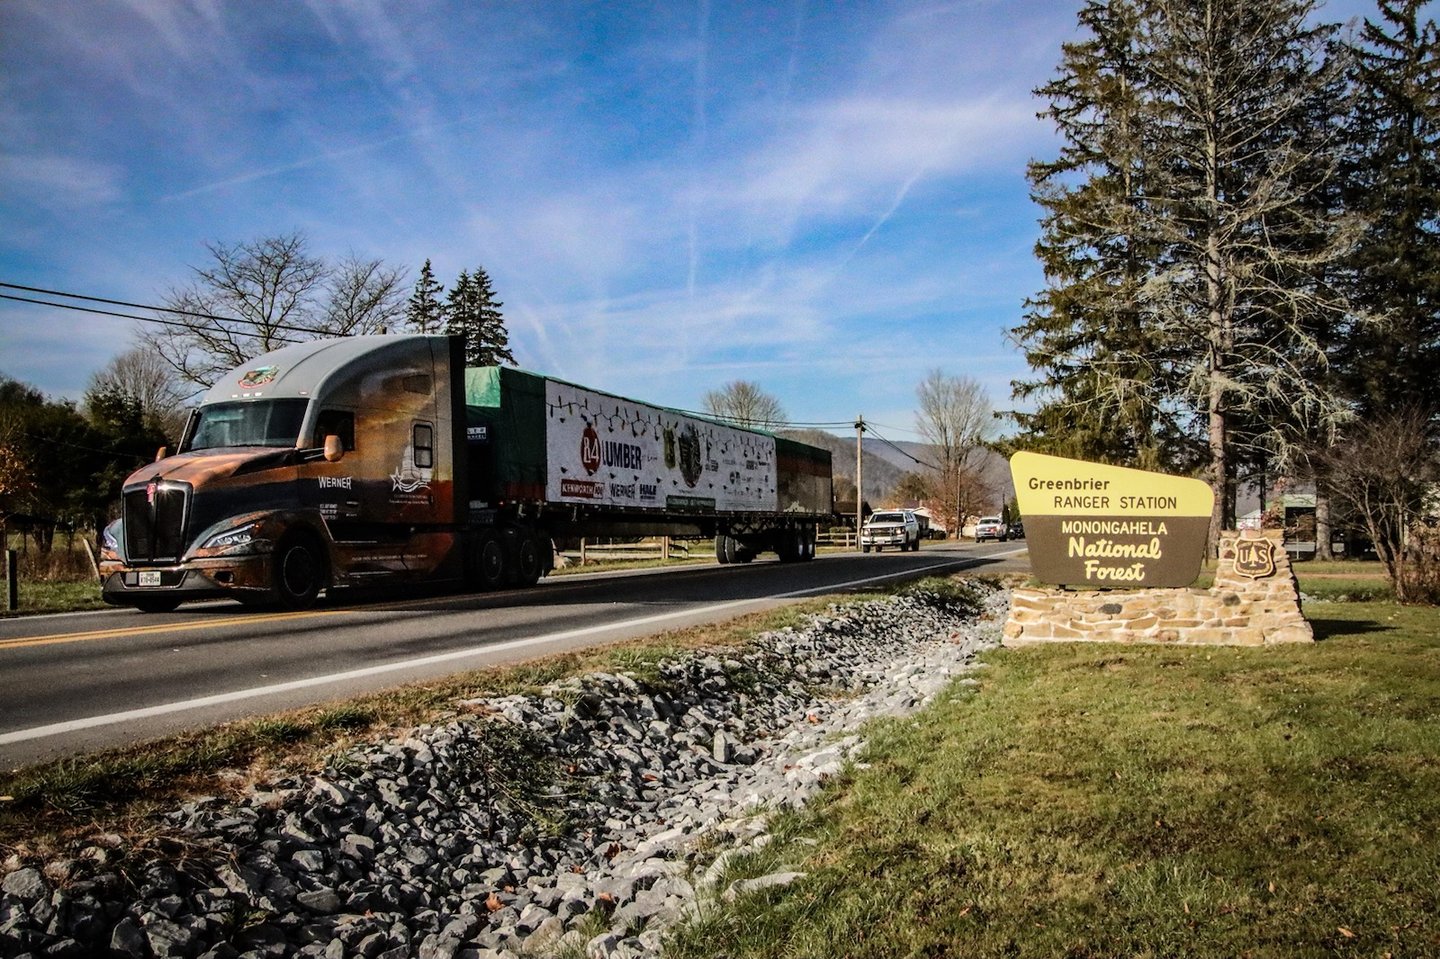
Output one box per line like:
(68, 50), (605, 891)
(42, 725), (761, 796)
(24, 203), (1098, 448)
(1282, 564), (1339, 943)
(668, 600), (1440, 958)
(0, 579), (107, 617)
(1293, 560), (1396, 603)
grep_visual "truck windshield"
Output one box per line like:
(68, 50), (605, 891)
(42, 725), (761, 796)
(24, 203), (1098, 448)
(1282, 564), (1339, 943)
(187, 399), (309, 451)
(871, 512), (905, 524)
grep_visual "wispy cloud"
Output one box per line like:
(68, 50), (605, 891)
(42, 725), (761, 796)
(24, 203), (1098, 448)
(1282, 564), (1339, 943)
(0, 153), (124, 208)
(0, 0), (1075, 420)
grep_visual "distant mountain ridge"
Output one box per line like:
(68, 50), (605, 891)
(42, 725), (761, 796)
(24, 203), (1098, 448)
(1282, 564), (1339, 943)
(779, 431), (1014, 512)
(779, 430), (904, 504)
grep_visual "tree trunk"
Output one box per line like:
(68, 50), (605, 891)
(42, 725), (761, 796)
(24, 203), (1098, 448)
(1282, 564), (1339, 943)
(1314, 483), (1334, 561)
(1204, 72), (1229, 557)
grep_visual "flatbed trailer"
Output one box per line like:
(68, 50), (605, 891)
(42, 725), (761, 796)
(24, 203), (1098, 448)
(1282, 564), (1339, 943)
(99, 335), (832, 611)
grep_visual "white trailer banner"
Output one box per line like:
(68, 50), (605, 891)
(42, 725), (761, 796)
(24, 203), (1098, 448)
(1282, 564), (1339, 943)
(544, 380), (778, 512)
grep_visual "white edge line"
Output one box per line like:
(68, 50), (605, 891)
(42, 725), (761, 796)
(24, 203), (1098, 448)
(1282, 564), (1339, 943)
(0, 555), (1003, 746)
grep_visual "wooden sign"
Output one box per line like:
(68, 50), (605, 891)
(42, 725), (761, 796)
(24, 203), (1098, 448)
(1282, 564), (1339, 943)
(1011, 451), (1214, 588)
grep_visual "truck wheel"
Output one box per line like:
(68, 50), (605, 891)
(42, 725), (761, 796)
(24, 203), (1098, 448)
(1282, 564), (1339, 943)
(862, 545), (870, 553)
(132, 596), (181, 614)
(777, 531), (801, 563)
(715, 535), (737, 565)
(512, 533), (543, 587)
(477, 533), (507, 590)
(274, 532), (326, 610)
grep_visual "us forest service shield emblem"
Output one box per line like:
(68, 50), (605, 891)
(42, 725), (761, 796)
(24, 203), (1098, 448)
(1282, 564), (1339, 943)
(1235, 536), (1277, 579)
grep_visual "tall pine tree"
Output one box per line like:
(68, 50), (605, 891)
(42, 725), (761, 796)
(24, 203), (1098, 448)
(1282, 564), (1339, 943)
(1339, 0), (1440, 419)
(1014, 0), (1182, 471)
(1017, 0), (1353, 543)
(446, 266), (515, 367)
(405, 259), (447, 334)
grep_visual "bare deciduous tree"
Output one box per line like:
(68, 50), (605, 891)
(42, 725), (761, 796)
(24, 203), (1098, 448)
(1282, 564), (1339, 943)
(914, 369), (994, 538)
(702, 381), (788, 430)
(1321, 407), (1440, 604)
(144, 233), (408, 389)
(85, 346), (190, 441)
(324, 253), (408, 337)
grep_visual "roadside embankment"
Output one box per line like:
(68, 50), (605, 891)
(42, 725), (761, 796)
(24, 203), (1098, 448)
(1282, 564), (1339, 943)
(0, 579), (1006, 959)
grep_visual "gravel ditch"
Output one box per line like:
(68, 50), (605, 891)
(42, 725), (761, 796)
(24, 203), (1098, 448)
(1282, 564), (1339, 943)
(0, 579), (1007, 959)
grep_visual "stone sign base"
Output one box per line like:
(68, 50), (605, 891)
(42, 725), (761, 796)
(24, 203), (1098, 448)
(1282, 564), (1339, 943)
(1004, 530), (1313, 647)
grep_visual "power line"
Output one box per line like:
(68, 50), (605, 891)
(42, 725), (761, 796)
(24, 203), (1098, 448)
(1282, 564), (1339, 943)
(0, 281), (332, 340)
(0, 292), (280, 337)
(2, 281), (927, 439)
(669, 407), (858, 431)
(864, 423), (940, 471)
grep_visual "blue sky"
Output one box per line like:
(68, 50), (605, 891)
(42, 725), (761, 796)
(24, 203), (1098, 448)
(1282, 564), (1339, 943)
(0, 0), (1375, 441)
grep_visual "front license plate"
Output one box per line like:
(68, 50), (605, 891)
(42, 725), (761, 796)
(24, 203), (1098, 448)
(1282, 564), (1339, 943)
(139, 571), (162, 587)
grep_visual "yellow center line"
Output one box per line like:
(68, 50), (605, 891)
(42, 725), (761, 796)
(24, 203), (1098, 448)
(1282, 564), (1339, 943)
(0, 608), (356, 651)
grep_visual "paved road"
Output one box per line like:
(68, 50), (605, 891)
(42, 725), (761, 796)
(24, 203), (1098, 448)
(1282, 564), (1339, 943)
(0, 542), (1027, 768)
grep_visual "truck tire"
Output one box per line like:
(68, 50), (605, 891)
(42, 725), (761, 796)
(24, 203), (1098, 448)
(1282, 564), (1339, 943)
(273, 532), (326, 610)
(512, 532), (543, 587)
(777, 530), (801, 563)
(715, 535), (737, 565)
(476, 532), (507, 590)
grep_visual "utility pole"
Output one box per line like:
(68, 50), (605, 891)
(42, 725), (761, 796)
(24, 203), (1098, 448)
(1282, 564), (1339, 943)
(855, 414), (864, 548)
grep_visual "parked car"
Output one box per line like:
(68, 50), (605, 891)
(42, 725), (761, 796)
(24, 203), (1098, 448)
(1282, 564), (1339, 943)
(861, 510), (922, 552)
(1007, 521), (1025, 540)
(975, 515), (1008, 542)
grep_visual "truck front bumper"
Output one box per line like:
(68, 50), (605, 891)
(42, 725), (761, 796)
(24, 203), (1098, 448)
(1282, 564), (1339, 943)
(101, 555), (275, 608)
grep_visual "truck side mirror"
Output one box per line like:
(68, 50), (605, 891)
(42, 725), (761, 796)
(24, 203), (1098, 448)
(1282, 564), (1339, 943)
(155, 446), (168, 462)
(323, 434), (345, 463)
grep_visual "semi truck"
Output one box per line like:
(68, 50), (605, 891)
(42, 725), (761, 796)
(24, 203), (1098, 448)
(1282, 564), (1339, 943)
(99, 335), (833, 612)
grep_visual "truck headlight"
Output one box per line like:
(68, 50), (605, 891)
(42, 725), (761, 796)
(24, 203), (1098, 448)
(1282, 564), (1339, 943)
(201, 523), (269, 554)
(101, 520), (121, 556)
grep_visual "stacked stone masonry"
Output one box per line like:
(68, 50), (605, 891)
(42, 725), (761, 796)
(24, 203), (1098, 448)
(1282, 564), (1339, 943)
(1004, 530), (1313, 647)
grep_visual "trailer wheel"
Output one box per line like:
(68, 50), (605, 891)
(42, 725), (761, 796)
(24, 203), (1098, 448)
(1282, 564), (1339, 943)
(715, 534), (737, 565)
(804, 527), (817, 560)
(476, 533), (507, 590)
(274, 532), (326, 610)
(777, 530), (801, 563)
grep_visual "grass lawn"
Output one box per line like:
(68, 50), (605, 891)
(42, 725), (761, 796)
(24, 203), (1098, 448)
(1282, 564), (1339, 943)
(669, 599), (1440, 958)
(0, 579), (107, 617)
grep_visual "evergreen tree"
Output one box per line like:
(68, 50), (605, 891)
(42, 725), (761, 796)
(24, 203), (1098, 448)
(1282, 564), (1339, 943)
(405, 258), (448, 334)
(1339, 0), (1440, 419)
(1017, 0), (1354, 543)
(1013, 0), (1183, 471)
(446, 266), (515, 367)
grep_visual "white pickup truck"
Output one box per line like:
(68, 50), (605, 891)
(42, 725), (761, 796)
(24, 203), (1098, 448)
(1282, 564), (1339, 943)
(975, 515), (1008, 542)
(861, 510), (921, 552)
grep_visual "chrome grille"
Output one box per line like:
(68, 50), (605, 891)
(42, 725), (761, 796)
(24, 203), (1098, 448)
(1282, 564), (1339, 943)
(123, 481), (190, 563)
